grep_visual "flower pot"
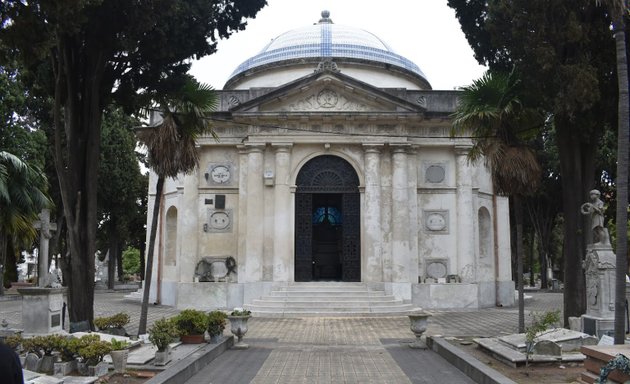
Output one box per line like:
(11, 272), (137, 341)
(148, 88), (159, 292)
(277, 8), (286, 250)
(228, 315), (250, 349)
(209, 334), (223, 343)
(39, 355), (55, 374)
(88, 361), (109, 377)
(408, 312), (431, 349)
(54, 360), (77, 377)
(154, 347), (171, 366)
(180, 333), (205, 344)
(77, 362), (88, 376)
(110, 349), (129, 373)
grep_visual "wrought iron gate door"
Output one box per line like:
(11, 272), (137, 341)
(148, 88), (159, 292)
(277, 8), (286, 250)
(294, 155), (360, 282)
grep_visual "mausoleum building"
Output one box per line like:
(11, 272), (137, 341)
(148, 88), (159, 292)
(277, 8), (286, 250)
(145, 11), (515, 312)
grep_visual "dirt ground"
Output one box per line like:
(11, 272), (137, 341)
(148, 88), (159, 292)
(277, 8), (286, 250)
(450, 338), (584, 384)
(95, 371), (156, 384)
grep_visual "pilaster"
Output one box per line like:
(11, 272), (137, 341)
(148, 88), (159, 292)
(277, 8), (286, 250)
(363, 144), (384, 282)
(391, 144), (411, 283)
(455, 145), (476, 282)
(244, 144), (265, 282)
(272, 143), (293, 282)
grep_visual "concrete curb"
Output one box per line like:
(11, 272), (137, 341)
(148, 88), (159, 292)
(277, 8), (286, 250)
(427, 336), (517, 384)
(145, 336), (234, 384)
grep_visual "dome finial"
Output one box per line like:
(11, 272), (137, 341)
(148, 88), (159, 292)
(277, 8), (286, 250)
(318, 10), (333, 24)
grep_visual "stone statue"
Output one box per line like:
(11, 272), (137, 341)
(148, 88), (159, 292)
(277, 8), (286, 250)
(580, 189), (610, 246)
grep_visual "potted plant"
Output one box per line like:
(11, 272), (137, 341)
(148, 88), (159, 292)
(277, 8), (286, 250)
(76, 336), (111, 376)
(54, 337), (79, 376)
(94, 313), (130, 336)
(149, 317), (179, 366)
(109, 338), (130, 374)
(227, 308), (251, 349)
(173, 309), (208, 344)
(207, 311), (228, 343)
(21, 334), (65, 374)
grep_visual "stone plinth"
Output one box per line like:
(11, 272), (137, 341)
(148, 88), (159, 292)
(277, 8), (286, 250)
(581, 246), (616, 337)
(18, 287), (66, 334)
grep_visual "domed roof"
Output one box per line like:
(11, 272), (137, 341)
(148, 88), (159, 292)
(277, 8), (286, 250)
(226, 11), (428, 88)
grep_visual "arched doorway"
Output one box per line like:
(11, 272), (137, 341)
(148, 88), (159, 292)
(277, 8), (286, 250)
(295, 155), (360, 282)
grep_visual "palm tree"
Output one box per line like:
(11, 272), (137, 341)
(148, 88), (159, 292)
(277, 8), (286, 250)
(0, 151), (52, 294)
(452, 70), (544, 332)
(596, 0), (628, 344)
(136, 77), (217, 335)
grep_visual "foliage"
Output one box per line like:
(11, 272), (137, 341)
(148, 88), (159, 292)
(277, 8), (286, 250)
(109, 338), (130, 351)
(77, 340), (112, 366)
(93, 313), (130, 331)
(0, 0), (266, 324)
(525, 310), (561, 346)
(149, 317), (179, 352)
(122, 247), (141, 275)
(4, 334), (22, 351)
(136, 77), (218, 335)
(173, 309), (209, 336)
(230, 308), (252, 317)
(447, 0), (619, 324)
(207, 311), (228, 336)
(0, 151), (52, 294)
(21, 334), (66, 357)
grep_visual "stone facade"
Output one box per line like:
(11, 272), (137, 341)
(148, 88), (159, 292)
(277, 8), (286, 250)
(144, 13), (514, 311)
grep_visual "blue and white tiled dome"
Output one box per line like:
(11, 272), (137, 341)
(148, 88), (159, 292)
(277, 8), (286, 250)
(225, 11), (429, 89)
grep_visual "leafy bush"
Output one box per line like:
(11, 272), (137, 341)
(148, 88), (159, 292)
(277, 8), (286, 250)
(4, 334), (22, 351)
(21, 334), (66, 357)
(173, 309), (209, 335)
(149, 317), (179, 352)
(122, 247), (141, 275)
(109, 338), (130, 350)
(207, 311), (228, 336)
(230, 308), (251, 316)
(77, 340), (112, 366)
(94, 313), (130, 330)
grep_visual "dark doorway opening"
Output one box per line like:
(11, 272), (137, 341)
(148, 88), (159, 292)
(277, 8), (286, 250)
(294, 155), (361, 282)
(312, 194), (343, 281)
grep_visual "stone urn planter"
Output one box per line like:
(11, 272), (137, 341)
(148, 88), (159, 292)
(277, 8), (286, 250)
(228, 309), (251, 349)
(408, 312), (431, 349)
(110, 349), (129, 373)
(153, 346), (171, 366)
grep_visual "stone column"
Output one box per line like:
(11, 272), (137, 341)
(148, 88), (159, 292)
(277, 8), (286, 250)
(179, 172), (199, 283)
(391, 145), (411, 283)
(455, 146), (476, 282)
(363, 144), (384, 282)
(236, 146), (249, 281)
(272, 143), (293, 282)
(407, 146), (420, 282)
(244, 144), (265, 282)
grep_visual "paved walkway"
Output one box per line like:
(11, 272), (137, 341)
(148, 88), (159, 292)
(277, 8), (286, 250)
(0, 290), (563, 383)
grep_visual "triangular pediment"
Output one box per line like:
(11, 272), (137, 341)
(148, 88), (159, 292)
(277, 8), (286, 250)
(229, 70), (425, 114)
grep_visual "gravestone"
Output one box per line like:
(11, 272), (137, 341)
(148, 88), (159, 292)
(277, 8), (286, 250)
(33, 209), (57, 287)
(579, 189), (616, 337)
(18, 287), (67, 335)
(24, 352), (42, 372)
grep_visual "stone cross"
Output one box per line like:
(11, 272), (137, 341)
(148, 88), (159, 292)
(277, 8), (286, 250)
(33, 209), (57, 287)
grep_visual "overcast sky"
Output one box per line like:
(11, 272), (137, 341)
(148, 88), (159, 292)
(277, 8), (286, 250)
(189, 1), (487, 91)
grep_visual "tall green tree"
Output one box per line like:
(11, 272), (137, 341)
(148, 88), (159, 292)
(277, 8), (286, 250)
(595, 0), (629, 344)
(452, 70), (544, 332)
(136, 77), (217, 335)
(0, 151), (51, 294)
(0, 0), (266, 327)
(98, 107), (146, 287)
(448, 0), (618, 324)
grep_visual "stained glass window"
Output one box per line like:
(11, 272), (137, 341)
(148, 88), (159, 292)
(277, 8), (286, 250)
(313, 206), (342, 225)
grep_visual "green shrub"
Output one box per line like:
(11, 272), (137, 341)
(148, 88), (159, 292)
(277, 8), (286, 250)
(149, 317), (179, 352)
(173, 309), (208, 335)
(207, 311), (228, 336)
(122, 247), (141, 275)
(94, 313), (130, 330)
(77, 340), (112, 366)
(21, 334), (66, 357)
(4, 334), (22, 351)
(230, 308), (251, 316)
(109, 338), (130, 350)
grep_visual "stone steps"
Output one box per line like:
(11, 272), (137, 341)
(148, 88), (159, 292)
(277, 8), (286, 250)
(245, 282), (420, 317)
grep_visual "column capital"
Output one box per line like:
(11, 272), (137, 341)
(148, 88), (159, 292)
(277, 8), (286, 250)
(271, 143), (293, 153)
(391, 143), (411, 154)
(454, 145), (473, 156)
(245, 143), (266, 153)
(362, 143), (385, 153)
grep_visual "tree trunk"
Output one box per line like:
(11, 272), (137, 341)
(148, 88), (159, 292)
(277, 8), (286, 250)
(138, 176), (164, 335)
(0, 234), (6, 295)
(52, 37), (107, 329)
(107, 232), (118, 290)
(613, 19), (629, 344)
(530, 232), (536, 287)
(515, 195), (526, 333)
(556, 116), (597, 325)
(116, 242), (124, 282)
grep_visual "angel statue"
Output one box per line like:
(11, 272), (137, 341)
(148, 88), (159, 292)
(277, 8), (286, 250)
(580, 189), (610, 246)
